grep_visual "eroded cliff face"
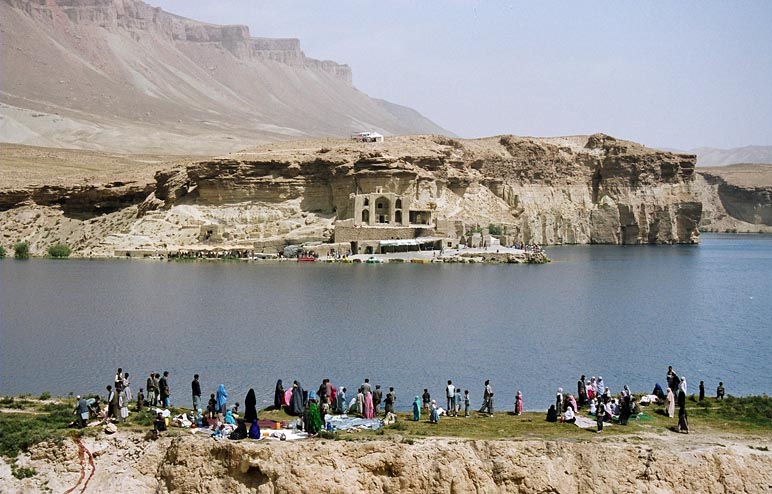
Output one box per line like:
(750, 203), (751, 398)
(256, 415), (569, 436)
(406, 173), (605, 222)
(0, 134), (702, 256)
(694, 164), (772, 234)
(3, 434), (772, 494)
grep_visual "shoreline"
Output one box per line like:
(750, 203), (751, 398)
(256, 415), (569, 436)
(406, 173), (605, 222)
(2, 396), (771, 494)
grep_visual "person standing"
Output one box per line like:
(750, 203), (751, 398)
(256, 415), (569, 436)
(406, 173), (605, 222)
(413, 396), (421, 421)
(385, 387), (396, 415)
(373, 385), (383, 415)
(216, 384), (228, 417)
(244, 388), (258, 424)
(716, 382), (725, 400)
(363, 390), (374, 419)
(596, 400), (606, 433)
(114, 368), (124, 393)
(454, 387), (462, 415)
(556, 388), (564, 413)
(122, 373), (132, 402)
(665, 386), (675, 418)
(446, 380), (456, 417)
(361, 378), (371, 395)
(514, 390), (523, 415)
(147, 372), (158, 406)
(480, 380), (493, 416)
(106, 385), (118, 421)
(136, 388), (145, 412)
(273, 380), (284, 410)
(677, 380), (689, 433)
(422, 389), (431, 411)
(578, 375), (587, 408)
(464, 390), (471, 417)
(192, 374), (202, 412)
(159, 371), (170, 408)
(699, 381), (705, 401)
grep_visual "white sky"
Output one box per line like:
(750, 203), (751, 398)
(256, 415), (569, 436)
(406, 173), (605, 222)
(152, 0), (772, 150)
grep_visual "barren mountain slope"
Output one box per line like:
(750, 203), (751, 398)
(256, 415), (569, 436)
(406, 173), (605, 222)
(0, 0), (449, 154)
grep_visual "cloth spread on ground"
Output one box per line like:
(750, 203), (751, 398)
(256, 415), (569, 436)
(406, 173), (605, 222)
(257, 419), (286, 430)
(573, 415), (612, 429)
(324, 414), (383, 431)
(640, 395), (659, 405)
(262, 430), (309, 441)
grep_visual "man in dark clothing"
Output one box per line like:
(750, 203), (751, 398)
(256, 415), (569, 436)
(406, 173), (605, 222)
(578, 375), (587, 407)
(384, 387), (396, 415)
(159, 371), (170, 408)
(373, 385), (383, 415)
(699, 381), (705, 401)
(74, 396), (89, 428)
(106, 385), (118, 421)
(192, 374), (202, 412)
(479, 380), (494, 416)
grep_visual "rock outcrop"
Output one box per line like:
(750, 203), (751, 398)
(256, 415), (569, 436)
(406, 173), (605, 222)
(694, 164), (772, 233)
(0, 134), (702, 256)
(3, 434), (772, 494)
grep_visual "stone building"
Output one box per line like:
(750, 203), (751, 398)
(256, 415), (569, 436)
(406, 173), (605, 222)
(334, 187), (458, 254)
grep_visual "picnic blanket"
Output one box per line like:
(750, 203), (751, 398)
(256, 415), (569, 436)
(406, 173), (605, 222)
(324, 414), (383, 431)
(262, 430), (309, 441)
(573, 415), (611, 429)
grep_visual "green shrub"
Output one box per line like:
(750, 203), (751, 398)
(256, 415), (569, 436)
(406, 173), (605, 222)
(13, 241), (30, 259)
(11, 465), (36, 479)
(47, 243), (71, 258)
(0, 245), (6, 258)
(39, 392), (51, 401)
(488, 224), (503, 236)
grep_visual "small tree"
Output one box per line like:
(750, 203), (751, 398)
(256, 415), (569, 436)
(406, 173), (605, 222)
(47, 243), (71, 258)
(13, 241), (30, 259)
(0, 245), (6, 259)
(488, 224), (503, 236)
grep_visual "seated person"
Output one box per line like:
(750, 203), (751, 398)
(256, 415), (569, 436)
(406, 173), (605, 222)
(563, 406), (576, 424)
(588, 400), (597, 416)
(631, 398), (641, 415)
(546, 405), (558, 422)
(153, 412), (167, 438)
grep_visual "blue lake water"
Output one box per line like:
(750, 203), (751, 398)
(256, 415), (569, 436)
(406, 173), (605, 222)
(1, 234), (770, 411)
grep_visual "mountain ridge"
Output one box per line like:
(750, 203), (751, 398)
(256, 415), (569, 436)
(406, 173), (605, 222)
(0, 0), (451, 154)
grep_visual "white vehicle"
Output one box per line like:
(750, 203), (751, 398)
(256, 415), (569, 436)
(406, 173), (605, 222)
(350, 131), (384, 143)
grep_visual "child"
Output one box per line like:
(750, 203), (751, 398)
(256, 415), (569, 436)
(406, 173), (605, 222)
(207, 393), (217, 419)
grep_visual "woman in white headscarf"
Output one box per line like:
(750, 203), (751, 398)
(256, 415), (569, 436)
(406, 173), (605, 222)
(665, 386), (675, 418)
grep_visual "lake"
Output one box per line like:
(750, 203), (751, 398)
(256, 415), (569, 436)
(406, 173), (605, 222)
(1, 234), (770, 412)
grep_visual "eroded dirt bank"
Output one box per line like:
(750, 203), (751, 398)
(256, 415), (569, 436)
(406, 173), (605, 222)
(3, 432), (771, 494)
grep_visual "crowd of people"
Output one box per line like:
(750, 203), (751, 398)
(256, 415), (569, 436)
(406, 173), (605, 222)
(72, 366), (726, 439)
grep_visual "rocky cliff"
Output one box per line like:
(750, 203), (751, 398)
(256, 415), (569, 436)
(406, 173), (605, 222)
(694, 164), (772, 234)
(0, 0), (449, 154)
(0, 134), (702, 256)
(3, 433), (772, 494)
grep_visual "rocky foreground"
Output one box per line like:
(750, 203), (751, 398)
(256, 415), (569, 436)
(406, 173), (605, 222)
(2, 431), (772, 494)
(0, 133), (707, 257)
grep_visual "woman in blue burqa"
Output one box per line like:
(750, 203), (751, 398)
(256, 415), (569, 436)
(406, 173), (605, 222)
(413, 396), (421, 421)
(216, 384), (228, 416)
(244, 389), (258, 423)
(289, 380), (305, 416)
(273, 380), (284, 410)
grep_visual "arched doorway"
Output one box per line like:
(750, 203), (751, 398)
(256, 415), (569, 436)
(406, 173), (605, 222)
(395, 210), (402, 224)
(375, 196), (390, 224)
(362, 209), (370, 223)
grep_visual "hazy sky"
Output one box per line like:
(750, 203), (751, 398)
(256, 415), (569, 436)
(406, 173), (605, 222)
(153, 1), (772, 150)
